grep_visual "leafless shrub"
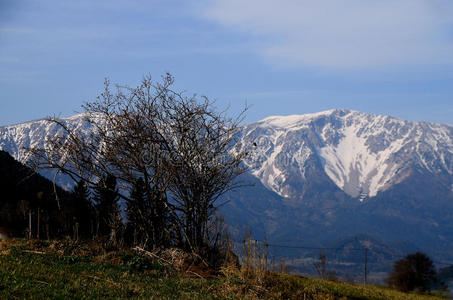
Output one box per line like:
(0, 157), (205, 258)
(29, 74), (248, 254)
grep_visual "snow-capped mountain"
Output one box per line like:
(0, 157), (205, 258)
(2, 109), (453, 261)
(0, 114), (93, 164)
(0, 114), (94, 189)
(2, 109), (453, 200)
(224, 109), (453, 263)
(235, 109), (453, 200)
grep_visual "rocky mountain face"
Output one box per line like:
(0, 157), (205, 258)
(235, 109), (453, 201)
(227, 109), (453, 263)
(0, 114), (94, 189)
(2, 109), (453, 263)
(0, 114), (95, 162)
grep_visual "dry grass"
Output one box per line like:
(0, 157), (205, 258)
(0, 238), (447, 299)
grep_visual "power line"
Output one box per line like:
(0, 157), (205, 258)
(265, 242), (364, 251)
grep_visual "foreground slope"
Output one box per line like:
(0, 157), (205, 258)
(0, 239), (445, 299)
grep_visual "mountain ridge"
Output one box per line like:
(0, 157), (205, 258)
(2, 109), (453, 199)
(236, 108), (453, 200)
(2, 109), (453, 262)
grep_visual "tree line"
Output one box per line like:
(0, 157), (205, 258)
(0, 150), (136, 246)
(0, 150), (70, 239)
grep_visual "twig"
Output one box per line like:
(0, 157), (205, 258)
(132, 246), (172, 266)
(186, 270), (205, 280)
(23, 250), (46, 255)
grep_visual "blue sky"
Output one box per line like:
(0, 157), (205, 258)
(1, 0), (453, 126)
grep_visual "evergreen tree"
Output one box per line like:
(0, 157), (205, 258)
(70, 180), (95, 239)
(126, 178), (147, 246)
(94, 174), (123, 246)
(126, 178), (170, 249)
(387, 252), (436, 292)
(0, 150), (71, 239)
(150, 186), (171, 248)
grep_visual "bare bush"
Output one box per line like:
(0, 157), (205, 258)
(30, 74), (247, 253)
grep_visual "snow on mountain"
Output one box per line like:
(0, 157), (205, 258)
(0, 113), (93, 164)
(236, 109), (453, 199)
(1, 109), (453, 200)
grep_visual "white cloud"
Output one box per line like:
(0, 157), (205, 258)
(202, 0), (453, 68)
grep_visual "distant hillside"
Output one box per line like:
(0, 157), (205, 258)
(282, 234), (420, 282)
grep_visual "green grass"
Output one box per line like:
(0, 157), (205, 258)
(0, 239), (223, 299)
(0, 239), (447, 299)
(262, 274), (446, 300)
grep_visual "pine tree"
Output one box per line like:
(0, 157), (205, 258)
(126, 178), (170, 249)
(94, 174), (123, 246)
(70, 180), (95, 239)
(150, 188), (170, 248)
(126, 178), (148, 246)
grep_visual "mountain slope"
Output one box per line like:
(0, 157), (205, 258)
(3, 109), (452, 201)
(0, 114), (94, 189)
(227, 109), (453, 262)
(235, 109), (453, 200)
(2, 109), (453, 263)
(0, 114), (93, 164)
(0, 150), (71, 237)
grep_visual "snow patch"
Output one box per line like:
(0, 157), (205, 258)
(319, 116), (413, 197)
(259, 109), (346, 128)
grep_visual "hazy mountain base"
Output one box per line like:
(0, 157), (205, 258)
(0, 239), (446, 299)
(220, 170), (453, 282)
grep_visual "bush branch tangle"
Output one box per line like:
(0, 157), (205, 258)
(30, 73), (248, 254)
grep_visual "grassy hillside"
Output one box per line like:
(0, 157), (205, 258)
(0, 239), (447, 299)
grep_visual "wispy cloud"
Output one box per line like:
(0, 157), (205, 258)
(201, 0), (453, 69)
